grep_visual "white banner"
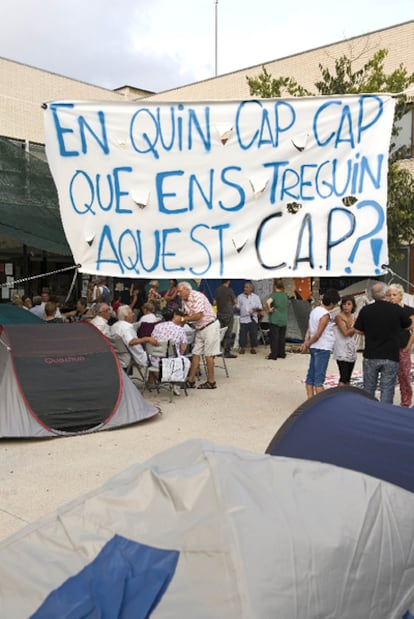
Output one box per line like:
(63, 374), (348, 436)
(43, 96), (395, 278)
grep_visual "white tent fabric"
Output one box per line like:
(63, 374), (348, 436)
(0, 440), (413, 617)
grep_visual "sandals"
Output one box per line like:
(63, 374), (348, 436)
(197, 381), (217, 390)
(186, 380), (196, 389)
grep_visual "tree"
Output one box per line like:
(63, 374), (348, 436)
(247, 50), (414, 262)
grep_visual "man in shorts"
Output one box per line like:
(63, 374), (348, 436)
(177, 281), (221, 390)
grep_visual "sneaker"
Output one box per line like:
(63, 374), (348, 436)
(224, 352), (237, 358)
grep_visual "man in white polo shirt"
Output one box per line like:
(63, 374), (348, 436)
(111, 305), (157, 368)
(90, 303), (111, 337)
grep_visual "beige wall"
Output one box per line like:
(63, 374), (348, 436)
(1, 21), (413, 145)
(0, 58), (126, 144)
(144, 21), (414, 102)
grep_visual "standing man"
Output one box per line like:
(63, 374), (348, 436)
(235, 282), (262, 354)
(354, 281), (411, 403)
(177, 281), (221, 390)
(214, 279), (237, 358)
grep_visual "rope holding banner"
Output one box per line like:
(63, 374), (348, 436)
(381, 264), (414, 291)
(64, 266), (80, 304)
(0, 264), (82, 289)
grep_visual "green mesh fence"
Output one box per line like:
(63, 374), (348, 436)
(0, 136), (71, 255)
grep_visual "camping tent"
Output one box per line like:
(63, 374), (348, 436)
(1, 437), (414, 617)
(0, 304), (42, 324)
(266, 386), (414, 492)
(200, 280), (310, 343)
(0, 322), (158, 437)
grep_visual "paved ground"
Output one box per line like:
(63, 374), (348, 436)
(0, 346), (372, 542)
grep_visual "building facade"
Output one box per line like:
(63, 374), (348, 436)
(1, 20), (413, 299)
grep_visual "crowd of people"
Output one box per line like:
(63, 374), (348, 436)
(301, 281), (414, 406)
(9, 277), (414, 405)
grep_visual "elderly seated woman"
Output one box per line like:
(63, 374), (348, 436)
(148, 308), (190, 394)
(43, 301), (64, 323)
(135, 302), (162, 338)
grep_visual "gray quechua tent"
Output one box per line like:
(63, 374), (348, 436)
(0, 321), (158, 437)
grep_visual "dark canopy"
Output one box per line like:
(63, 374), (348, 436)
(0, 137), (71, 255)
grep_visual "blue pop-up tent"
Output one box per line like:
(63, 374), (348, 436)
(266, 386), (414, 493)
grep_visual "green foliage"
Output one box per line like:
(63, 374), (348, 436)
(247, 66), (311, 98)
(387, 164), (414, 261)
(246, 50), (414, 262)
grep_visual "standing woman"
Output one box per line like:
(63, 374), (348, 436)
(301, 288), (340, 399)
(86, 280), (95, 306)
(164, 279), (179, 310)
(333, 295), (357, 386)
(147, 280), (162, 303)
(387, 283), (414, 407)
(265, 278), (289, 360)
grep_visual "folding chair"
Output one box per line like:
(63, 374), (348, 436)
(201, 326), (230, 378)
(215, 326), (230, 377)
(184, 327), (196, 358)
(167, 340), (190, 398)
(107, 334), (146, 390)
(145, 341), (190, 402)
(258, 319), (270, 346)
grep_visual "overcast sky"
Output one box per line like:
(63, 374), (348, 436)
(1, 0), (412, 93)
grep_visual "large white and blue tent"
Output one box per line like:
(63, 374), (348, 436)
(0, 391), (414, 617)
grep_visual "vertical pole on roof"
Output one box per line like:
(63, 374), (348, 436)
(214, 0), (218, 77)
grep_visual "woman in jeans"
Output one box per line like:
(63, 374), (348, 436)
(387, 283), (414, 406)
(301, 289), (340, 399)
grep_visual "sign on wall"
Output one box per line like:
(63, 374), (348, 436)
(43, 96), (395, 278)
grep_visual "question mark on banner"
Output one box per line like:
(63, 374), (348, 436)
(326, 208), (356, 271)
(345, 200), (385, 274)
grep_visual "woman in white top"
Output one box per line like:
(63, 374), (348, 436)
(301, 288), (340, 399)
(333, 295), (357, 386)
